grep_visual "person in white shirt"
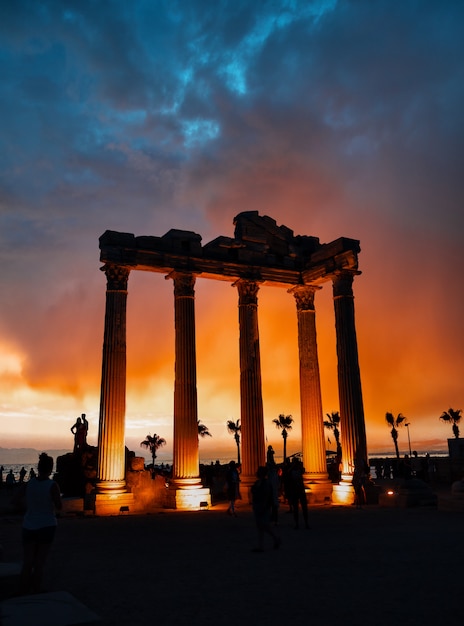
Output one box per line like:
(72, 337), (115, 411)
(19, 452), (62, 594)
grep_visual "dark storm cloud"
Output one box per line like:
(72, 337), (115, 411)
(0, 0), (463, 447)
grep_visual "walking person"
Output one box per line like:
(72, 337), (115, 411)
(251, 466), (281, 552)
(288, 457), (309, 529)
(225, 460), (239, 516)
(18, 452), (62, 595)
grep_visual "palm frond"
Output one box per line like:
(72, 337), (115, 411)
(385, 412), (394, 426)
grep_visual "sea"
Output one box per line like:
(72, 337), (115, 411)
(1, 451), (450, 483)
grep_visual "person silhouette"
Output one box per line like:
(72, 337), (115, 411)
(288, 457), (309, 529)
(266, 445), (275, 466)
(18, 452), (62, 595)
(225, 460), (239, 516)
(81, 414), (89, 442)
(71, 416), (86, 453)
(6, 469), (16, 488)
(251, 466), (281, 552)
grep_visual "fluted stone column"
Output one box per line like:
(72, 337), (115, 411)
(332, 271), (367, 482)
(164, 271), (210, 509)
(97, 264), (130, 495)
(234, 279), (265, 488)
(290, 286), (331, 502)
(169, 272), (202, 492)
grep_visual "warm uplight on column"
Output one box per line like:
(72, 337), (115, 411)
(234, 278), (265, 486)
(97, 263), (130, 494)
(169, 271), (201, 485)
(332, 270), (367, 479)
(290, 285), (328, 482)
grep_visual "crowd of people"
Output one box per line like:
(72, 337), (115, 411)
(222, 446), (313, 552)
(371, 451), (437, 482)
(0, 465), (36, 488)
(1, 414), (444, 593)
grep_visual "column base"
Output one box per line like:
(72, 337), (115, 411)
(332, 482), (355, 505)
(94, 492), (135, 516)
(169, 477), (204, 490)
(166, 485), (211, 510)
(304, 479), (333, 505)
(96, 479), (126, 495)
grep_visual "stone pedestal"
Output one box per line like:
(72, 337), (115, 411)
(305, 480), (333, 505)
(166, 486), (211, 510)
(332, 482), (355, 505)
(94, 492), (135, 516)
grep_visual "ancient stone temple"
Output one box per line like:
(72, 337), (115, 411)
(95, 211), (367, 512)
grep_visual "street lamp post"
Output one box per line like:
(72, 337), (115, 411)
(405, 422), (412, 457)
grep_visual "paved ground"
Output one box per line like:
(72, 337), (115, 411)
(1, 486), (463, 626)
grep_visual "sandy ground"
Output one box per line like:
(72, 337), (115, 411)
(1, 487), (464, 626)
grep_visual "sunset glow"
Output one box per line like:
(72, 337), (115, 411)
(1, 1), (463, 461)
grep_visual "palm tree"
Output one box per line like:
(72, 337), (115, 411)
(439, 408), (462, 439)
(324, 411), (342, 456)
(198, 420), (212, 438)
(140, 433), (167, 468)
(385, 412), (406, 459)
(272, 413), (294, 461)
(226, 419), (241, 466)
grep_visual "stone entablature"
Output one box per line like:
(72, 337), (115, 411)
(99, 211), (360, 287)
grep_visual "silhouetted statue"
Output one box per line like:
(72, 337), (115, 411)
(71, 414), (87, 453)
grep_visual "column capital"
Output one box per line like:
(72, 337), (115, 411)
(233, 279), (260, 304)
(289, 285), (321, 311)
(332, 271), (359, 298)
(100, 264), (130, 291)
(166, 271), (196, 297)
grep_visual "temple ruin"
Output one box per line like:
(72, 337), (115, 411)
(95, 211), (367, 512)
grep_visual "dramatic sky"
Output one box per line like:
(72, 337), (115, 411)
(1, 0), (463, 461)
